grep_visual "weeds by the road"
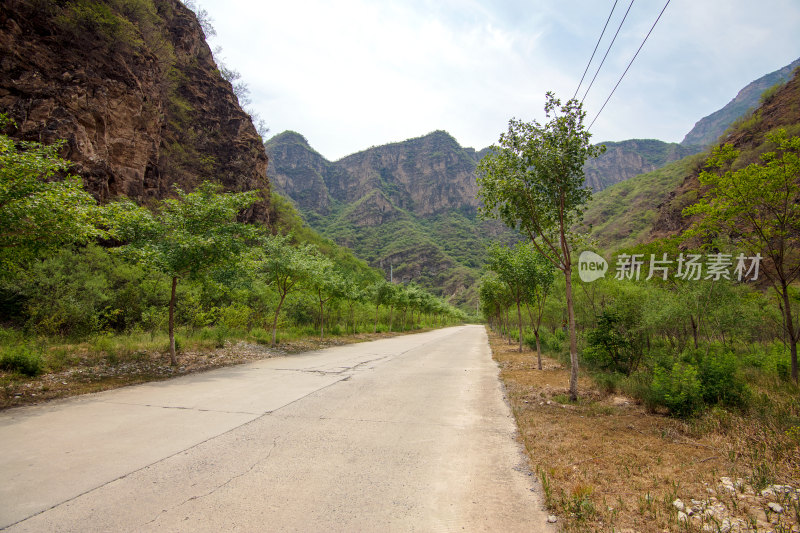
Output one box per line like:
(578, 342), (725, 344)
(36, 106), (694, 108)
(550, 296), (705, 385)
(487, 328), (800, 532)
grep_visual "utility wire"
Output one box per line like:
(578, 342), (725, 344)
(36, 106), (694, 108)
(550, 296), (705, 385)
(588, 0), (671, 131)
(573, 0), (619, 100)
(581, 0), (635, 103)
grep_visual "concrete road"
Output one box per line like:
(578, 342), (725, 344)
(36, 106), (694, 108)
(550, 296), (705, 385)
(0, 325), (551, 532)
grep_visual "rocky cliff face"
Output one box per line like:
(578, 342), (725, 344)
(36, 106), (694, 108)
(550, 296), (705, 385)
(335, 131), (480, 217)
(264, 131), (333, 215)
(583, 139), (701, 192)
(0, 0), (270, 222)
(265, 129), (516, 307)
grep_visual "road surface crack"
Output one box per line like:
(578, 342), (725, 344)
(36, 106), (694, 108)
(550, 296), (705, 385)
(141, 437), (280, 527)
(272, 356), (388, 375)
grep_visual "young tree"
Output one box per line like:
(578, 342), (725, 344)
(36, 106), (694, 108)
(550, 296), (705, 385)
(685, 129), (800, 382)
(0, 115), (104, 275)
(479, 273), (511, 335)
(256, 234), (315, 346)
(306, 254), (342, 339)
(478, 93), (603, 400)
(525, 251), (555, 370)
(370, 280), (395, 333)
(486, 242), (536, 352)
(108, 182), (260, 364)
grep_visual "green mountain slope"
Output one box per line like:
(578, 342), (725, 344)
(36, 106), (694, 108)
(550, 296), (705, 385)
(581, 153), (707, 251)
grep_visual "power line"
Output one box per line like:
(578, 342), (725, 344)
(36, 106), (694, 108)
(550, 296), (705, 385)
(581, 0), (635, 103)
(573, 0), (619, 100)
(588, 0), (671, 131)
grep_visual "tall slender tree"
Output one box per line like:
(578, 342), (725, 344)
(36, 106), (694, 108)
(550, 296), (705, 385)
(478, 93), (603, 400)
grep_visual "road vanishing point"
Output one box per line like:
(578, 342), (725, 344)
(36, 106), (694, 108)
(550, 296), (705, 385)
(0, 325), (551, 532)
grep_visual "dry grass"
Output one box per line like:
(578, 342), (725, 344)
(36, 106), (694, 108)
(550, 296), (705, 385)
(488, 328), (800, 532)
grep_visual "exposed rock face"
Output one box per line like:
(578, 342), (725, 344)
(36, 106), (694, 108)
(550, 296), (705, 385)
(583, 139), (701, 191)
(264, 131), (335, 215)
(0, 0), (270, 222)
(335, 130), (480, 217)
(681, 57), (800, 148)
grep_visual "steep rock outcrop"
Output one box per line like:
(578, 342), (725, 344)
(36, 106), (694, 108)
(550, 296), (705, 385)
(0, 0), (269, 222)
(265, 131), (333, 214)
(335, 130), (480, 217)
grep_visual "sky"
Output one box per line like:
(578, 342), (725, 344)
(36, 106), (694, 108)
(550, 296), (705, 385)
(197, 0), (800, 161)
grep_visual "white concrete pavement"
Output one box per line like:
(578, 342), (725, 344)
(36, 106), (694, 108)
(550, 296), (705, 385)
(0, 325), (551, 532)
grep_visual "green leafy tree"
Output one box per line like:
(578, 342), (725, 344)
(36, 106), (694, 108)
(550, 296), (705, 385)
(479, 273), (511, 336)
(256, 234), (315, 345)
(478, 93), (603, 399)
(370, 280), (395, 333)
(524, 250), (555, 370)
(0, 115), (104, 275)
(108, 182), (260, 364)
(306, 254), (342, 339)
(487, 242), (534, 352)
(684, 129), (800, 382)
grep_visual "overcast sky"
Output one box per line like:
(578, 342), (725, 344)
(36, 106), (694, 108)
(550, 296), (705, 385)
(197, 0), (800, 161)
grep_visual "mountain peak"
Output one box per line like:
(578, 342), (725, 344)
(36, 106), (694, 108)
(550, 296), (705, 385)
(269, 130), (313, 148)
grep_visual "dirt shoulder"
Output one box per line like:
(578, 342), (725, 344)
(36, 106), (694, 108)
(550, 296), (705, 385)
(487, 328), (799, 532)
(0, 330), (427, 410)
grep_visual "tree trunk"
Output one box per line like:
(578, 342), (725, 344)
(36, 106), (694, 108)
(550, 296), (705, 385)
(271, 292), (287, 346)
(535, 330), (542, 370)
(690, 315), (699, 349)
(374, 304), (379, 333)
(516, 297), (523, 352)
(389, 305), (394, 332)
(565, 264), (579, 401)
(168, 276), (178, 366)
(319, 295), (325, 340)
(780, 281), (799, 383)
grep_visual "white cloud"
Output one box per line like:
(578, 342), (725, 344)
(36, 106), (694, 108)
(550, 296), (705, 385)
(199, 0), (800, 158)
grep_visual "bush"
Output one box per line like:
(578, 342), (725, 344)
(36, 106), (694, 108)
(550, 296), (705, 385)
(542, 329), (566, 353)
(698, 350), (750, 409)
(651, 362), (703, 417)
(0, 345), (43, 376)
(584, 310), (634, 374)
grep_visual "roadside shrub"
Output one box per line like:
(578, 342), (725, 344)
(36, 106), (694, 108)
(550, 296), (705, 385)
(697, 350), (750, 409)
(592, 371), (623, 395)
(542, 329), (566, 353)
(217, 304), (252, 330)
(650, 362), (703, 417)
(0, 345), (43, 376)
(583, 310), (641, 374)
